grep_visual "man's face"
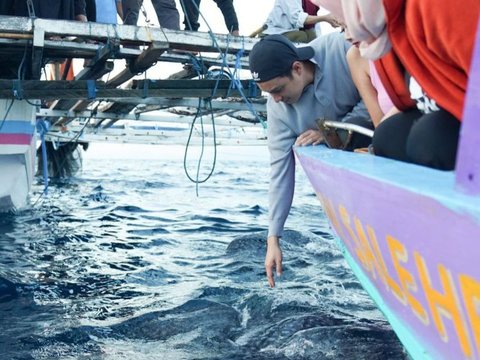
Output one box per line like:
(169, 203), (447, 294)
(257, 64), (305, 104)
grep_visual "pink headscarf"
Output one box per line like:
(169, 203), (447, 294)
(309, 0), (391, 60)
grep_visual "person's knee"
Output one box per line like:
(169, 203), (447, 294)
(285, 32), (308, 43)
(373, 110), (419, 162)
(406, 111), (460, 170)
(373, 114), (406, 160)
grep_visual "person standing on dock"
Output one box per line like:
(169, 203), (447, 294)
(6, 0), (87, 21)
(249, 33), (372, 288)
(85, 0), (123, 24)
(0, 0), (88, 79)
(121, 0), (180, 30)
(180, 0), (239, 36)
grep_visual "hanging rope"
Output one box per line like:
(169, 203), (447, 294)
(227, 39), (266, 128)
(26, 0), (36, 18)
(36, 118), (50, 195)
(183, 98), (218, 196)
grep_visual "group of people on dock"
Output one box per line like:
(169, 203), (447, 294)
(0, 0), (239, 35)
(249, 0), (479, 287)
(0, 0), (240, 79)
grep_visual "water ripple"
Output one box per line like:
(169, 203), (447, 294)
(0, 157), (407, 359)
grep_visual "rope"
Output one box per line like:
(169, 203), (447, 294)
(183, 98), (218, 196)
(178, 0), (268, 190)
(192, 16), (266, 129)
(226, 39), (267, 128)
(26, 0), (36, 18)
(179, 0), (194, 32)
(36, 118), (50, 195)
(140, 3), (153, 27)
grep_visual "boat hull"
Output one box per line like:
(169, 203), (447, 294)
(0, 100), (36, 212)
(295, 145), (480, 360)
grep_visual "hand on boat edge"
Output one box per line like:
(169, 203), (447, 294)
(295, 129), (323, 147)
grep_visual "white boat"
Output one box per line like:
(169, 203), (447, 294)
(0, 100), (36, 212)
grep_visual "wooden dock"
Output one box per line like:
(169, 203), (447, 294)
(0, 15), (266, 141)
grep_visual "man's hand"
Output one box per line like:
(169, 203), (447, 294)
(295, 129), (323, 146)
(265, 236), (282, 288)
(322, 14), (344, 29)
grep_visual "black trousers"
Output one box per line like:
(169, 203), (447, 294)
(372, 108), (460, 170)
(180, 0), (238, 32)
(123, 0), (180, 30)
(85, 0), (96, 21)
(11, 0), (86, 19)
(0, 1), (14, 15)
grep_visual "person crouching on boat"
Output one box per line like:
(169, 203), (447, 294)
(312, 0), (480, 171)
(248, 33), (373, 287)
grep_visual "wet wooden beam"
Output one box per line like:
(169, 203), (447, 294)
(0, 79), (260, 100)
(0, 16), (257, 54)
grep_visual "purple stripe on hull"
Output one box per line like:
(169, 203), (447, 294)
(295, 147), (480, 360)
(456, 17), (480, 194)
(0, 133), (33, 145)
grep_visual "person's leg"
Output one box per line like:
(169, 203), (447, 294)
(406, 109), (460, 170)
(283, 30), (309, 43)
(305, 28), (317, 42)
(122, 0), (141, 25)
(14, 0), (61, 18)
(213, 0), (238, 34)
(373, 109), (421, 162)
(151, 0), (180, 30)
(180, 0), (201, 31)
(85, 0), (96, 21)
(0, 0), (14, 15)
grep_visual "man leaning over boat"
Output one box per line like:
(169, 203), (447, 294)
(248, 32), (373, 287)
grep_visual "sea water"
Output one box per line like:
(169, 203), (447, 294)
(0, 144), (407, 359)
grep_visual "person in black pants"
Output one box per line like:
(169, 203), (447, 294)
(180, 0), (239, 36)
(122, 0), (180, 30)
(372, 108), (460, 170)
(0, 1), (14, 15)
(10, 0), (87, 21)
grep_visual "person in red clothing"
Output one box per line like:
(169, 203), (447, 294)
(311, 0), (480, 171)
(301, 0), (320, 40)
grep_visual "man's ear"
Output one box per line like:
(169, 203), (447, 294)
(292, 61), (303, 75)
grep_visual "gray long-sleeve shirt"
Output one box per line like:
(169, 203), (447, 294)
(267, 32), (369, 237)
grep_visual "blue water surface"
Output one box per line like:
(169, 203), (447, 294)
(0, 144), (407, 359)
